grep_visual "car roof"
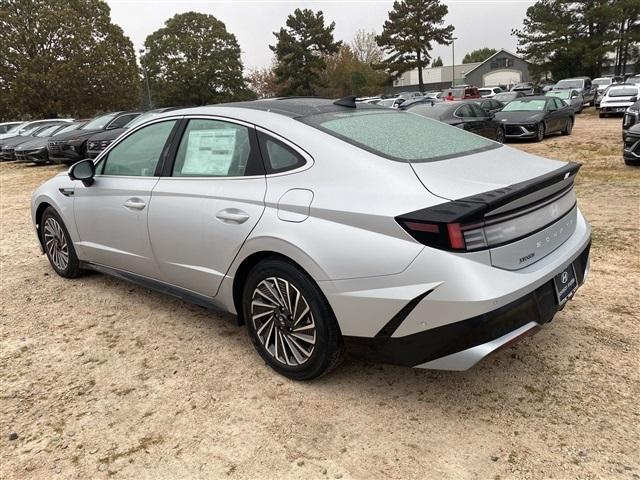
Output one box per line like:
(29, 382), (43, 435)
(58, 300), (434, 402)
(215, 97), (385, 119)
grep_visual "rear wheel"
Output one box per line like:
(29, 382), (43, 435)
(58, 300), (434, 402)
(242, 257), (344, 380)
(41, 207), (82, 278)
(562, 117), (574, 135)
(535, 122), (545, 142)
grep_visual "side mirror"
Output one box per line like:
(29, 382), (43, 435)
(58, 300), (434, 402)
(69, 159), (95, 187)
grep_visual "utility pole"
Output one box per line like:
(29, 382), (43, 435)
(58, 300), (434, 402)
(139, 49), (153, 109)
(451, 37), (458, 88)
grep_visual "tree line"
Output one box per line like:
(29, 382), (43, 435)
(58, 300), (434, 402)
(1, 0), (637, 121)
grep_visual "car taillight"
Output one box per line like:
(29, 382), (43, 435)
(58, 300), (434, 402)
(396, 219), (482, 251)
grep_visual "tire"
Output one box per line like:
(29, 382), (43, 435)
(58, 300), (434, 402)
(495, 127), (506, 144)
(242, 257), (344, 380)
(40, 207), (82, 278)
(562, 117), (573, 136)
(535, 122), (545, 142)
(599, 113), (607, 119)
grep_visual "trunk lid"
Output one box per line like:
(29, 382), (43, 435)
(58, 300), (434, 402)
(409, 145), (566, 200)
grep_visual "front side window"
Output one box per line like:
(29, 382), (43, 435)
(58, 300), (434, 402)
(469, 104), (487, 117)
(172, 119), (256, 177)
(101, 120), (176, 176)
(301, 109), (499, 163)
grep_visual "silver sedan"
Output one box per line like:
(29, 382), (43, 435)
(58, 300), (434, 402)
(31, 98), (591, 379)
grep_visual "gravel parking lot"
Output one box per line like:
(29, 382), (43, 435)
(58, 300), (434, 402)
(1, 111), (638, 479)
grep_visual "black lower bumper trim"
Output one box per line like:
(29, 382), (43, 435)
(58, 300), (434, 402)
(345, 240), (591, 367)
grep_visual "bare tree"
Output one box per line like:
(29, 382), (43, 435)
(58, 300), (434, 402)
(351, 29), (384, 65)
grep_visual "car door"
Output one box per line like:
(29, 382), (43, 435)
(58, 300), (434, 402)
(147, 117), (267, 297)
(73, 119), (179, 278)
(544, 99), (562, 132)
(453, 104), (483, 136)
(468, 103), (496, 139)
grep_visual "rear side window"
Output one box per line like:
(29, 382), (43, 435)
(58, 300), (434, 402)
(301, 110), (499, 162)
(257, 133), (306, 173)
(172, 119), (261, 177)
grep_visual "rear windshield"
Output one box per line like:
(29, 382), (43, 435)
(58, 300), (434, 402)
(608, 87), (637, 97)
(300, 109), (499, 162)
(555, 79), (583, 89)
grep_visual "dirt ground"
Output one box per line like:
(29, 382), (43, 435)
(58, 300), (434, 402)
(1, 110), (638, 480)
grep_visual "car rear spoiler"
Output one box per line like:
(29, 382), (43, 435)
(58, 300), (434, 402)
(398, 162), (581, 225)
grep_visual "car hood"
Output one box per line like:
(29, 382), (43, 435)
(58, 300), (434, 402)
(410, 144), (565, 200)
(88, 128), (126, 143)
(2, 136), (35, 148)
(50, 129), (101, 142)
(16, 137), (49, 150)
(493, 111), (545, 123)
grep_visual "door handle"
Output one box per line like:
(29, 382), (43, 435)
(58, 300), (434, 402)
(123, 198), (146, 210)
(216, 208), (250, 224)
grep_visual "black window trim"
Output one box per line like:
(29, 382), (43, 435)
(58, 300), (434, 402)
(256, 131), (307, 175)
(162, 115), (266, 179)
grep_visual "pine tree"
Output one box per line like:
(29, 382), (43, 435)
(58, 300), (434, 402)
(270, 9), (341, 96)
(376, 0), (454, 92)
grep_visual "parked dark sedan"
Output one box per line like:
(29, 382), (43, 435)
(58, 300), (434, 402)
(494, 96), (574, 141)
(468, 98), (505, 115)
(15, 121), (86, 164)
(0, 122), (67, 161)
(405, 100), (506, 142)
(48, 111), (141, 165)
(623, 100), (640, 139)
(623, 123), (640, 166)
(85, 108), (177, 158)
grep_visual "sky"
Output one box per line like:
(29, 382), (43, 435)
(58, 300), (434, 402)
(105, 0), (536, 71)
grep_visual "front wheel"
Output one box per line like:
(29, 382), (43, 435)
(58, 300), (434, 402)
(40, 207), (82, 278)
(242, 258), (344, 380)
(495, 127), (506, 144)
(535, 122), (545, 142)
(562, 118), (574, 135)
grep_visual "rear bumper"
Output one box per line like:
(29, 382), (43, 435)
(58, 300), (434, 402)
(344, 240), (590, 369)
(600, 105), (631, 115)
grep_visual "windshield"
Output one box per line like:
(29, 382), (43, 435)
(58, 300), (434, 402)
(608, 87), (638, 97)
(35, 125), (62, 137)
(502, 99), (547, 111)
(593, 78), (611, 86)
(300, 109), (499, 163)
(378, 99), (395, 107)
(494, 93), (516, 101)
(82, 113), (117, 130)
(124, 111), (162, 129)
(555, 79), (583, 89)
(53, 123), (82, 136)
(546, 90), (571, 99)
(20, 125), (43, 136)
(5, 123), (23, 134)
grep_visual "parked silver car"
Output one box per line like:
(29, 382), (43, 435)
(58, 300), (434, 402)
(31, 98), (591, 379)
(546, 89), (584, 113)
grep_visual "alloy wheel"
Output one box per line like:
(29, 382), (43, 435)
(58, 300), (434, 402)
(251, 277), (316, 366)
(536, 123), (545, 141)
(43, 217), (69, 271)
